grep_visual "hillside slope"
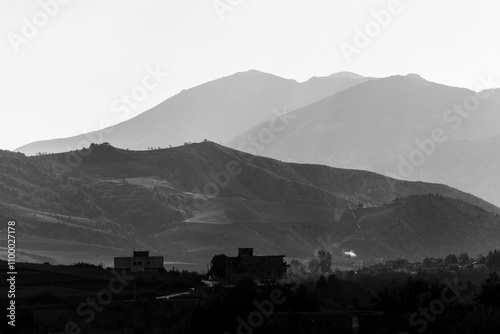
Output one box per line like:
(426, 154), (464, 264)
(1, 142), (499, 266)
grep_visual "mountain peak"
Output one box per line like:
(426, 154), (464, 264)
(329, 71), (365, 80)
(405, 73), (426, 81)
(232, 69), (293, 80)
(236, 69), (272, 76)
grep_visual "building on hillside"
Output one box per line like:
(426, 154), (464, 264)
(472, 261), (486, 269)
(212, 248), (288, 283)
(114, 250), (164, 273)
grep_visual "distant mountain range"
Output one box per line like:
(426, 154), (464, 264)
(2, 143), (499, 267)
(226, 74), (500, 206)
(14, 70), (500, 207)
(15, 70), (369, 155)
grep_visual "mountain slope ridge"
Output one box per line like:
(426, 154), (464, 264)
(15, 70), (369, 155)
(227, 75), (500, 206)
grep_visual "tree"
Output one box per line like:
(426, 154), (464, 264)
(444, 254), (458, 264)
(210, 254), (228, 277)
(486, 249), (500, 269)
(289, 259), (306, 275)
(423, 258), (432, 266)
(308, 258), (320, 275)
(477, 272), (500, 307)
(458, 253), (470, 264)
(317, 250), (332, 273)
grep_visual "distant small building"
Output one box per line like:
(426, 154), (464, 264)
(472, 261), (486, 269)
(114, 250), (164, 272)
(212, 248), (288, 283)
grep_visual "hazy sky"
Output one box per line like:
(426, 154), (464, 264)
(1, 0), (499, 150)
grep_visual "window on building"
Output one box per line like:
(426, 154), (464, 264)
(138, 261), (142, 265)
(147, 261), (150, 265)
(133, 262), (137, 265)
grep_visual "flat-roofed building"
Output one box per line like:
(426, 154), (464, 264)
(212, 248), (288, 282)
(114, 250), (164, 272)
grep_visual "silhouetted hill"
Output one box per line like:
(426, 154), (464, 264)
(1, 142), (499, 266)
(335, 195), (500, 260)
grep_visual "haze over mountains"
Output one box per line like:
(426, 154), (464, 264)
(1, 143), (500, 267)
(15, 70), (500, 209)
(226, 74), (500, 207)
(15, 70), (368, 155)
